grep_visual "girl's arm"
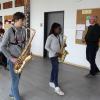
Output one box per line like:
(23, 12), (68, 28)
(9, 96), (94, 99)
(45, 36), (56, 54)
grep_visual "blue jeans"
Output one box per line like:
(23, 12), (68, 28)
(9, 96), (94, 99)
(50, 57), (59, 87)
(8, 60), (21, 100)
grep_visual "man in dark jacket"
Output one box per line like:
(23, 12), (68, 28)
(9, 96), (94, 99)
(85, 16), (100, 77)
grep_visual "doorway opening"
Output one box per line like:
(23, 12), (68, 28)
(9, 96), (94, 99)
(43, 11), (64, 58)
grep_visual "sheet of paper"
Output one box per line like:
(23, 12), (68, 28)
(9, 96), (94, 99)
(82, 10), (92, 14)
(76, 30), (83, 39)
(76, 24), (85, 31)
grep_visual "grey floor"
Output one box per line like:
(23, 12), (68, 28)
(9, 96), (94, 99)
(0, 57), (100, 100)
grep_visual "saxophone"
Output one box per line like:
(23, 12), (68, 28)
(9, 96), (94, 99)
(59, 35), (69, 62)
(14, 28), (36, 74)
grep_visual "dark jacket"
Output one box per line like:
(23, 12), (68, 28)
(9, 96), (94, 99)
(85, 24), (100, 45)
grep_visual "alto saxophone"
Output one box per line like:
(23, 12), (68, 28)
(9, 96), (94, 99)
(14, 28), (36, 74)
(59, 35), (69, 62)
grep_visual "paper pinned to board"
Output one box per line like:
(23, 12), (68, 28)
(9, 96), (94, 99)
(82, 9), (92, 14)
(76, 30), (83, 40)
(76, 24), (85, 31)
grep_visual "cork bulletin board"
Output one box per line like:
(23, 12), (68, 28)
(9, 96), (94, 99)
(75, 8), (100, 44)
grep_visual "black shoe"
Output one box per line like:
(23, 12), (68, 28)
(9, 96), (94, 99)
(96, 71), (100, 75)
(85, 73), (96, 78)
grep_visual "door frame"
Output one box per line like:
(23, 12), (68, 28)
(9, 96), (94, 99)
(43, 11), (64, 58)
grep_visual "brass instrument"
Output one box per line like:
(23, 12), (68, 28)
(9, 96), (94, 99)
(14, 28), (36, 74)
(59, 35), (69, 62)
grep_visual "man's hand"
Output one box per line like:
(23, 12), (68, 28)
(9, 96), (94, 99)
(10, 57), (17, 64)
(82, 39), (86, 44)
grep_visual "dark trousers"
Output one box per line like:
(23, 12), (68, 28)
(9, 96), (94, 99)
(0, 52), (7, 69)
(50, 57), (59, 87)
(86, 44), (99, 75)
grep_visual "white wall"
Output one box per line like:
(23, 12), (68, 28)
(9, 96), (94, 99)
(30, 0), (100, 69)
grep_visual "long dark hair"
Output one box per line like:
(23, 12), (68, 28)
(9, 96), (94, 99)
(49, 23), (61, 36)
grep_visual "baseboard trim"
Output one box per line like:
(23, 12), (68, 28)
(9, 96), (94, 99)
(63, 61), (89, 70)
(32, 53), (43, 58)
(32, 54), (89, 70)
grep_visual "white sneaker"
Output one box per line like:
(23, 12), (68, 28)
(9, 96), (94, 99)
(55, 87), (64, 96)
(9, 94), (14, 100)
(49, 82), (55, 89)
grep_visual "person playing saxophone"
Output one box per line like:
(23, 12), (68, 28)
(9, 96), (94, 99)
(1, 12), (26, 100)
(45, 23), (66, 96)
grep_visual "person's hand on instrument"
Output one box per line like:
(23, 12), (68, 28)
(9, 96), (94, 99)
(10, 57), (17, 63)
(56, 52), (62, 57)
